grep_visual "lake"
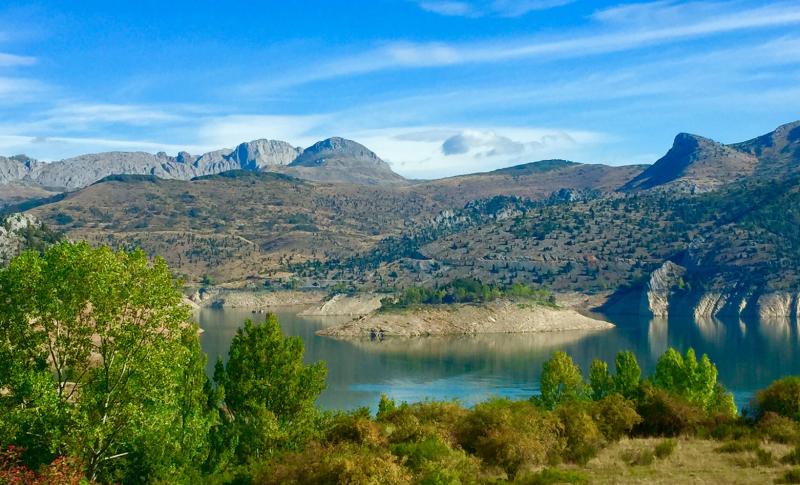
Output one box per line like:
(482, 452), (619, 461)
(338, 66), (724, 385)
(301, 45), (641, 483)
(197, 307), (800, 411)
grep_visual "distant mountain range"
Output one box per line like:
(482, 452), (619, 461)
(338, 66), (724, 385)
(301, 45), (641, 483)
(0, 136), (403, 205)
(4, 120), (800, 319)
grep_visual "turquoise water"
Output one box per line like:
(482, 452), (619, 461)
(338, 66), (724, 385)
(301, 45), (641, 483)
(197, 307), (800, 411)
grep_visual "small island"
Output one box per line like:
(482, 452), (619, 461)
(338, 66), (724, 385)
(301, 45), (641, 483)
(316, 279), (614, 338)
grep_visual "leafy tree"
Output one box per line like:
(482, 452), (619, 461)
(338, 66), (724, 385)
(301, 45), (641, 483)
(0, 242), (214, 483)
(213, 315), (327, 462)
(589, 359), (613, 400)
(614, 351), (641, 400)
(652, 348), (735, 415)
(538, 351), (585, 409)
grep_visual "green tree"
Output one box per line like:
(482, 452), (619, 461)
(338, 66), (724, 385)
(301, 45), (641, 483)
(538, 351), (585, 409)
(213, 315), (327, 462)
(652, 347), (735, 415)
(589, 359), (613, 400)
(0, 242), (214, 483)
(614, 351), (641, 399)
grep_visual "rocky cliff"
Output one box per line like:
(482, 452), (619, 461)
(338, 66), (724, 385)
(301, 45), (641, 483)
(0, 137), (405, 192)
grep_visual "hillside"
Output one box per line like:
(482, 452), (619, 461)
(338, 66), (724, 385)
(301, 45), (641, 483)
(418, 159), (646, 206)
(17, 121), (800, 318)
(28, 171), (443, 284)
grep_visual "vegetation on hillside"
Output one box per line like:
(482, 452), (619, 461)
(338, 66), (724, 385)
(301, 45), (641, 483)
(380, 278), (555, 311)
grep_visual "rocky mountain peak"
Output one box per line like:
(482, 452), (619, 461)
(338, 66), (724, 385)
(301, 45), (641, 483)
(290, 137), (383, 167)
(621, 131), (757, 192)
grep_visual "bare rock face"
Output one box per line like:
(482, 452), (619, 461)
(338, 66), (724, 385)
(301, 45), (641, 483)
(642, 261), (687, 316)
(0, 137), (406, 193)
(287, 137), (406, 186)
(299, 293), (384, 316)
(0, 213), (41, 265)
(755, 293), (800, 319)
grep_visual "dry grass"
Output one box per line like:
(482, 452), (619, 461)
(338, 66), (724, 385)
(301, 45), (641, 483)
(569, 437), (795, 484)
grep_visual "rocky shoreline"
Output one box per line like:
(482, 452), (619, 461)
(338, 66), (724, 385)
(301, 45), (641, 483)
(317, 300), (614, 338)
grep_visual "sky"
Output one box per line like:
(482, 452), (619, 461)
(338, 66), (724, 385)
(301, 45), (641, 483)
(0, 0), (799, 179)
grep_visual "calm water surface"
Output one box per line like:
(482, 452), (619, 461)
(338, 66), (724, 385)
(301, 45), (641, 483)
(197, 307), (800, 411)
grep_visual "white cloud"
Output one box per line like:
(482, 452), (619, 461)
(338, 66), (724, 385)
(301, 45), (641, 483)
(346, 126), (607, 178)
(418, 1), (475, 17)
(416, 0), (574, 18)
(0, 52), (35, 66)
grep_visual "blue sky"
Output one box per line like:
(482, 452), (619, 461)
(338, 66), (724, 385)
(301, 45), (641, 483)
(1, 0), (799, 178)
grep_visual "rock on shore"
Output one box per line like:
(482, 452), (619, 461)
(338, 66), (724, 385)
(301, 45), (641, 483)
(300, 293), (384, 316)
(317, 300), (614, 338)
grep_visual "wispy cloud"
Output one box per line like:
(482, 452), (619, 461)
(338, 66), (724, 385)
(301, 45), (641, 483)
(242, 1), (800, 92)
(0, 52), (35, 66)
(416, 0), (574, 18)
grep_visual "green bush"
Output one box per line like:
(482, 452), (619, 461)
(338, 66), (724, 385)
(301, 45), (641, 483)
(591, 394), (642, 442)
(754, 377), (800, 421)
(555, 404), (605, 465)
(757, 412), (800, 443)
(378, 400), (467, 445)
(654, 438), (677, 459)
(635, 384), (706, 437)
(324, 408), (385, 447)
(391, 437), (482, 484)
(258, 442), (411, 485)
(455, 399), (561, 479)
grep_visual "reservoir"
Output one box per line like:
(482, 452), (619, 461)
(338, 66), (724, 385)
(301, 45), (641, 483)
(198, 307), (800, 411)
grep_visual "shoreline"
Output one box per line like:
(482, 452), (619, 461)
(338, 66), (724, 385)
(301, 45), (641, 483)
(317, 299), (614, 338)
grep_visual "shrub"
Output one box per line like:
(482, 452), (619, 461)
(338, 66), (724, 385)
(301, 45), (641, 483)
(378, 401), (467, 445)
(715, 440), (760, 453)
(257, 442), (411, 485)
(555, 404), (605, 465)
(456, 399), (561, 479)
(621, 448), (655, 466)
(635, 384), (706, 437)
(324, 408), (385, 447)
(777, 467), (800, 484)
(391, 437), (482, 484)
(757, 412), (800, 444)
(654, 438), (677, 459)
(591, 394), (642, 442)
(753, 377), (800, 421)
(756, 447), (775, 467)
(782, 445), (800, 465)
(514, 467), (589, 484)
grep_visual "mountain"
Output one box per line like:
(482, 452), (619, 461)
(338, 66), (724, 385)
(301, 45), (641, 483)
(732, 120), (800, 174)
(286, 137), (406, 186)
(0, 137), (405, 199)
(620, 133), (758, 192)
(418, 159), (647, 206)
(622, 121), (800, 193)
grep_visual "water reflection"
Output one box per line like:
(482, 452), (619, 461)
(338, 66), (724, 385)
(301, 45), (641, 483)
(197, 307), (800, 411)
